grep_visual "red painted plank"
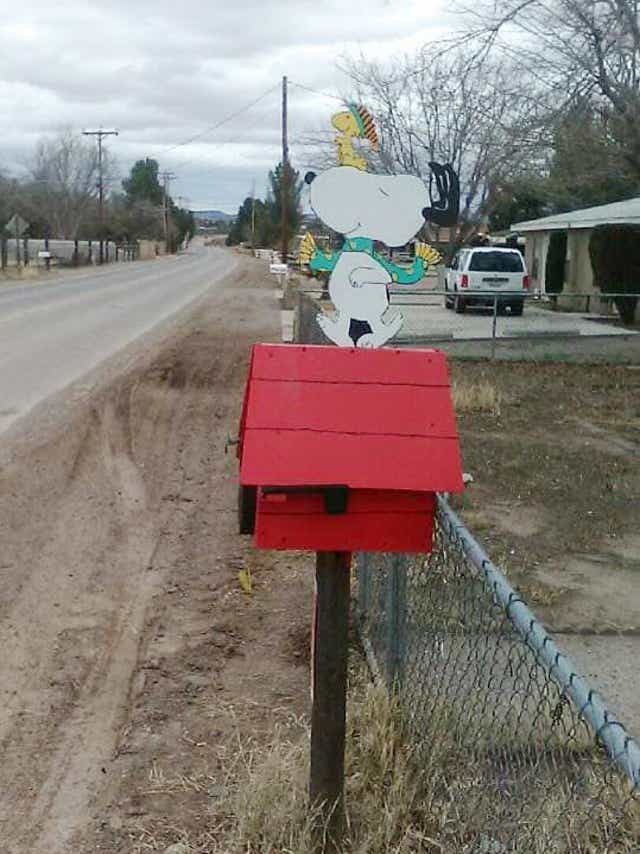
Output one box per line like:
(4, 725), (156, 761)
(241, 430), (464, 492)
(237, 346), (256, 460)
(245, 380), (458, 437)
(256, 501), (435, 553)
(251, 343), (450, 386)
(259, 489), (435, 515)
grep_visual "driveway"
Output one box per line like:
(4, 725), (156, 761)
(389, 294), (636, 341)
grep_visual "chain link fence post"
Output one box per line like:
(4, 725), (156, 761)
(386, 554), (407, 688)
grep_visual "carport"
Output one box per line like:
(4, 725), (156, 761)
(512, 197), (640, 312)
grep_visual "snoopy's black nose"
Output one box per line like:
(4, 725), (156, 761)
(305, 171), (316, 185)
(422, 206), (431, 219)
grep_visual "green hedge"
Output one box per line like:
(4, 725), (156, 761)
(589, 224), (640, 325)
(545, 231), (567, 294)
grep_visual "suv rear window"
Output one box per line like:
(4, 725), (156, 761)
(468, 251), (524, 273)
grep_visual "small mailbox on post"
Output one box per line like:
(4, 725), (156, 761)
(236, 342), (463, 848)
(237, 343), (463, 548)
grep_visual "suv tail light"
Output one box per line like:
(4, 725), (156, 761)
(523, 275), (530, 290)
(461, 274), (469, 288)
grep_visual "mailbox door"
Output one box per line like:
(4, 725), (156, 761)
(256, 489), (436, 553)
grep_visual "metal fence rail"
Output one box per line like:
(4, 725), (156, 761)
(356, 496), (640, 853)
(293, 288), (640, 363)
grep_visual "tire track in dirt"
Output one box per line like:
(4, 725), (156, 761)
(23, 397), (162, 853)
(0, 385), (165, 852)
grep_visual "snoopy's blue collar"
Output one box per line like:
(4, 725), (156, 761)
(343, 237), (374, 253)
(309, 236), (426, 285)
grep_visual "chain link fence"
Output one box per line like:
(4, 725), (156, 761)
(356, 495), (640, 853)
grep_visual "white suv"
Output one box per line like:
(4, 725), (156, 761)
(444, 247), (529, 315)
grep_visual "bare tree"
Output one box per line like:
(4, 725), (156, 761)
(0, 171), (19, 228)
(459, 0), (640, 173)
(25, 130), (115, 239)
(342, 48), (550, 239)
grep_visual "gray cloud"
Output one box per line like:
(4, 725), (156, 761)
(1, 0), (450, 211)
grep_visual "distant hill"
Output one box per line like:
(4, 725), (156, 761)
(193, 210), (235, 223)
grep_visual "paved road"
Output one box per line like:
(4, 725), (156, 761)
(0, 242), (237, 435)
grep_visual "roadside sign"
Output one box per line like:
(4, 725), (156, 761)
(5, 214), (29, 236)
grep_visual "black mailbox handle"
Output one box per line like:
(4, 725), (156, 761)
(262, 485), (350, 516)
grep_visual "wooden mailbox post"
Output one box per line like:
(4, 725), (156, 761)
(237, 343), (463, 847)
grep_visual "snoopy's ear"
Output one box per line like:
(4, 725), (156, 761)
(425, 162), (460, 228)
(305, 172), (317, 185)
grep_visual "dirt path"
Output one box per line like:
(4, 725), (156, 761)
(0, 251), (312, 853)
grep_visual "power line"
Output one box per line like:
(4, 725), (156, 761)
(163, 108), (277, 172)
(166, 82), (342, 192)
(156, 78), (344, 211)
(160, 84), (281, 155)
(289, 80), (345, 104)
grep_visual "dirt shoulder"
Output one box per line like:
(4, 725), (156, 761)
(452, 360), (640, 732)
(2, 259), (638, 852)
(0, 251), (313, 853)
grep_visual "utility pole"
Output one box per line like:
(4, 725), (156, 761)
(280, 75), (289, 265)
(251, 179), (256, 250)
(160, 171), (176, 254)
(82, 129), (118, 265)
(176, 196), (191, 248)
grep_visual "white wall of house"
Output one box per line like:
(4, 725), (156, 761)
(558, 229), (613, 313)
(523, 230), (550, 293)
(521, 227), (611, 312)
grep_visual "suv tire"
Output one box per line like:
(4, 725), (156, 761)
(454, 295), (466, 314)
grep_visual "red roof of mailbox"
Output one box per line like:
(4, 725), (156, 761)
(239, 343), (464, 494)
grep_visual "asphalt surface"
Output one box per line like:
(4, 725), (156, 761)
(0, 242), (236, 435)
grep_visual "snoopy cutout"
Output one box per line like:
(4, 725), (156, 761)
(300, 105), (459, 348)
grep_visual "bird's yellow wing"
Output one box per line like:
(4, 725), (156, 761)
(299, 233), (317, 267)
(415, 242), (443, 265)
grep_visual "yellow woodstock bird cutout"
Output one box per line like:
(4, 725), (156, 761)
(332, 104), (379, 171)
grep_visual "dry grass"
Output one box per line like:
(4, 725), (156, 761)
(0, 265), (44, 282)
(133, 663), (640, 854)
(453, 378), (502, 416)
(519, 581), (570, 606)
(204, 676), (436, 853)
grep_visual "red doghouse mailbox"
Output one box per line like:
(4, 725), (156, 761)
(237, 343), (463, 552)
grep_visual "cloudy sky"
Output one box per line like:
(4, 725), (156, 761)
(0, 0), (453, 212)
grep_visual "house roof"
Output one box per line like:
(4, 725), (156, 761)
(239, 343), (463, 493)
(512, 197), (640, 233)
